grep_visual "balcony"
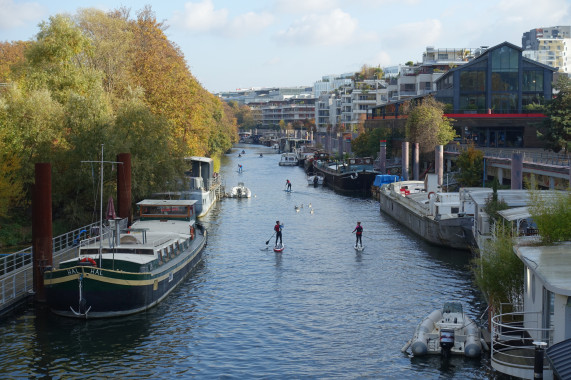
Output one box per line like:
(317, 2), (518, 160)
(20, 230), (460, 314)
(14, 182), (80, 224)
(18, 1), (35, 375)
(491, 310), (553, 379)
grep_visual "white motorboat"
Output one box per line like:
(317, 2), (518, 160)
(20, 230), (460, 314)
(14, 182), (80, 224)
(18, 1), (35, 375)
(402, 302), (486, 359)
(307, 174), (324, 186)
(278, 152), (298, 166)
(230, 182), (251, 198)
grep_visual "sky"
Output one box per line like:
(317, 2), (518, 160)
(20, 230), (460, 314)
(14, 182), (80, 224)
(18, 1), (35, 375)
(0, 0), (569, 93)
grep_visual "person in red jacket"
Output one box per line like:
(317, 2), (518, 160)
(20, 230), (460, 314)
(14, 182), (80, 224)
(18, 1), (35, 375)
(274, 221), (283, 247)
(352, 222), (363, 247)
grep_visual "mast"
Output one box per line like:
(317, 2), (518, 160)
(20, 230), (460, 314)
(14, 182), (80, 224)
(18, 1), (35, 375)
(82, 144), (123, 267)
(99, 144), (103, 266)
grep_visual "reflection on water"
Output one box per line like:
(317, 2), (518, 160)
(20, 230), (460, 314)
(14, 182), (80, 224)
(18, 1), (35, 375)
(0, 145), (498, 378)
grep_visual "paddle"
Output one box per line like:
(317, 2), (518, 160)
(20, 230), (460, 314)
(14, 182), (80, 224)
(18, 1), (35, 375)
(265, 232), (276, 245)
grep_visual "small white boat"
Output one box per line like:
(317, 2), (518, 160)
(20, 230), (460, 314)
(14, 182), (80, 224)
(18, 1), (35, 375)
(278, 152), (299, 166)
(307, 174), (324, 186)
(402, 302), (485, 359)
(230, 182), (251, 198)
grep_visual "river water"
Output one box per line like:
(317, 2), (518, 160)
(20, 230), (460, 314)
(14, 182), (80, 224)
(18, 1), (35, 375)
(0, 145), (499, 379)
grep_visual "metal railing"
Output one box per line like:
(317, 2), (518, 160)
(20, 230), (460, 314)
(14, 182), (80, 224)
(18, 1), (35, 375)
(0, 219), (124, 312)
(445, 144), (571, 167)
(491, 309), (553, 377)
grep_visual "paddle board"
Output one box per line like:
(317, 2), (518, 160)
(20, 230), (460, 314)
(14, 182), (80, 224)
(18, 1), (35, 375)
(283, 189), (293, 193)
(354, 245), (365, 252)
(273, 244), (285, 252)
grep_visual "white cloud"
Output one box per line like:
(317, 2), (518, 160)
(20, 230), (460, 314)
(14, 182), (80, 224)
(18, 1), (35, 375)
(492, 0), (569, 28)
(275, 8), (367, 46)
(0, 0), (45, 30)
(174, 0), (228, 32)
(383, 19), (442, 51)
(226, 11), (274, 37)
(372, 51), (392, 67)
(265, 57), (281, 65)
(341, 0), (420, 6)
(274, 0), (340, 14)
(174, 0), (273, 37)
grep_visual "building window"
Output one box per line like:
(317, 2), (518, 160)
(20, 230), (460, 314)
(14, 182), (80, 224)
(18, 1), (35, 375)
(491, 46), (519, 72)
(523, 70), (544, 91)
(492, 93), (518, 113)
(460, 70), (486, 91)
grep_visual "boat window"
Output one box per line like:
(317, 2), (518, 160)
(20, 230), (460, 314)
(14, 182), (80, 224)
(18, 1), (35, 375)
(443, 302), (463, 313)
(141, 205), (190, 217)
(81, 248), (154, 255)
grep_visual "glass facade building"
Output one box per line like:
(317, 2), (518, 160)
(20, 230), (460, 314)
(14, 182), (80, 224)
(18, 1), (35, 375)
(433, 42), (556, 148)
(367, 42), (556, 149)
(436, 42), (554, 114)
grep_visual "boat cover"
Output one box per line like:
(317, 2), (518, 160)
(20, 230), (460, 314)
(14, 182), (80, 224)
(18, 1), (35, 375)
(373, 175), (401, 187)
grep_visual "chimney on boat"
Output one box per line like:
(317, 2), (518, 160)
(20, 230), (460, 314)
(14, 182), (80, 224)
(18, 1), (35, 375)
(117, 153), (132, 224)
(402, 142), (409, 181)
(413, 143), (420, 180)
(32, 163), (53, 303)
(435, 145), (444, 186)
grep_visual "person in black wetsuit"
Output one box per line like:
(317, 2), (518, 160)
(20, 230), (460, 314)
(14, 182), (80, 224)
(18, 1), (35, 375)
(274, 221), (283, 247)
(286, 179), (292, 191)
(352, 222), (363, 247)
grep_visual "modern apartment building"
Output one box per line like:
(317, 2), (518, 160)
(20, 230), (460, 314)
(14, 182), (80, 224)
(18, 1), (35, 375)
(522, 26), (571, 75)
(256, 98), (316, 128)
(522, 26), (571, 50)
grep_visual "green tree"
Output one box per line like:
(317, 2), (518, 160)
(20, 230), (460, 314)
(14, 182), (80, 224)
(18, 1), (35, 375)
(405, 96), (457, 153)
(351, 127), (395, 158)
(0, 85), (65, 186)
(75, 8), (134, 97)
(472, 225), (523, 311)
(455, 144), (483, 186)
(19, 14), (101, 103)
(537, 75), (571, 153)
(529, 190), (571, 244)
(0, 144), (23, 219)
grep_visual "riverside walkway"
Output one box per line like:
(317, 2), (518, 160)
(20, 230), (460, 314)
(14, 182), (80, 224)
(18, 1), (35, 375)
(444, 145), (570, 189)
(0, 221), (103, 317)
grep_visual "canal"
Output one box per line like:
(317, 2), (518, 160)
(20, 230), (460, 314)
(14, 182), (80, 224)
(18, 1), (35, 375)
(0, 145), (497, 378)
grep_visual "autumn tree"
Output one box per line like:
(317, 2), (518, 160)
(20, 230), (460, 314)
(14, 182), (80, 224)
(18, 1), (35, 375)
(455, 144), (484, 186)
(405, 96), (457, 153)
(0, 41), (29, 82)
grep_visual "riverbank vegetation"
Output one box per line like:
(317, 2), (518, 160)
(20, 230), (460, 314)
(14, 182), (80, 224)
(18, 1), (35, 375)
(529, 190), (571, 244)
(0, 6), (238, 248)
(473, 185), (570, 311)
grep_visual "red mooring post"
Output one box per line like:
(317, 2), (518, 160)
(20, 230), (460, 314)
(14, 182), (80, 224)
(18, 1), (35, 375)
(32, 163), (52, 302)
(117, 153), (132, 223)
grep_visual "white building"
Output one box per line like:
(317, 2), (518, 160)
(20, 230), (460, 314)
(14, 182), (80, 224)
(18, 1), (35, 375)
(522, 26), (571, 75)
